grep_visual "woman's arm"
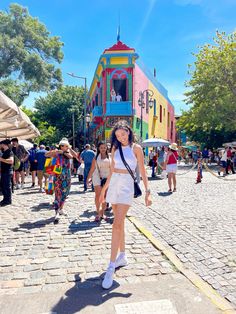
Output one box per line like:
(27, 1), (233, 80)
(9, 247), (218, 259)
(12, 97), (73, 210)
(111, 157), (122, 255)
(45, 150), (58, 158)
(134, 144), (152, 206)
(99, 148), (115, 203)
(86, 158), (96, 182)
(69, 148), (79, 161)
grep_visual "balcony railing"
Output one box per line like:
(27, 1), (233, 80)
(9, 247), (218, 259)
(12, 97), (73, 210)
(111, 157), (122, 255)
(105, 101), (133, 116)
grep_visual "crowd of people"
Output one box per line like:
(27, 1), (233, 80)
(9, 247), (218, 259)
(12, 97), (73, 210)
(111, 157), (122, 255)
(0, 120), (235, 289)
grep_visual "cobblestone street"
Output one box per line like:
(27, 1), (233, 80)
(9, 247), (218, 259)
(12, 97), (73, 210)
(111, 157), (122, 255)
(131, 166), (236, 307)
(0, 165), (235, 313)
(0, 178), (176, 295)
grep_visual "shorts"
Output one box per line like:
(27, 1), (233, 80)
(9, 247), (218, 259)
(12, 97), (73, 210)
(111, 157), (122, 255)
(92, 173), (101, 187)
(220, 160), (227, 168)
(106, 173), (134, 206)
(30, 162), (38, 172)
(166, 163), (177, 173)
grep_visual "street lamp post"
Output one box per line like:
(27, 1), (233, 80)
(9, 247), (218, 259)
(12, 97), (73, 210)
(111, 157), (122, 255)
(67, 72), (87, 146)
(72, 111), (75, 148)
(86, 113), (91, 143)
(138, 89), (154, 141)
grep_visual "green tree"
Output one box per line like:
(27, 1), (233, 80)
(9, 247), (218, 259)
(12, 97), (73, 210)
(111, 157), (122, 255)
(0, 3), (63, 105)
(34, 85), (85, 141)
(20, 106), (60, 145)
(178, 31), (236, 147)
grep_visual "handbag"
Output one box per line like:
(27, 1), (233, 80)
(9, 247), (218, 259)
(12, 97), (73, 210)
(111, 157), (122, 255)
(118, 145), (142, 198)
(13, 155), (21, 171)
(45, 175), (55, 195)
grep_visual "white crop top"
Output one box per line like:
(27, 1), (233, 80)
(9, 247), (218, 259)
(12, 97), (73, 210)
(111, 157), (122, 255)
(114, 145), (137, 171)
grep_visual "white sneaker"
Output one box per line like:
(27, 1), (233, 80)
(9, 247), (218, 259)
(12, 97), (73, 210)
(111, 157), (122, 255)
(21, 184), (24, 189)
(115, 255), (128, 268)
(102, 266), (115, 289)
(58, 209), (67, 216)
(15, 184), (20, 190)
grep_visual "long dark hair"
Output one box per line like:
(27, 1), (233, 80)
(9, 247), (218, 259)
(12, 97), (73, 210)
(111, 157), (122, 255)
(110, 120), (135, 150)
(96, 141), (109, 160)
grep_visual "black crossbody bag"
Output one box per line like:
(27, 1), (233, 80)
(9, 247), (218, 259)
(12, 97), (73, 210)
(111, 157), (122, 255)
(118, 145), (142, 198)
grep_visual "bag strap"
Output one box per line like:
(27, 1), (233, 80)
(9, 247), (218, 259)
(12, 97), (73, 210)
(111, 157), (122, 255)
(118, 144), (136, 182)
(96, 159), (102, 179)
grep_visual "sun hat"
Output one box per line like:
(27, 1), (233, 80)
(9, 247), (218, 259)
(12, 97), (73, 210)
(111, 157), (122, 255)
(59, 138), (71, 148)
(169, 143), (178, 151)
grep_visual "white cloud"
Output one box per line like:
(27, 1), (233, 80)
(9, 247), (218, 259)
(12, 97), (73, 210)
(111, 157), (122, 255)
(135, 0), (157, 47)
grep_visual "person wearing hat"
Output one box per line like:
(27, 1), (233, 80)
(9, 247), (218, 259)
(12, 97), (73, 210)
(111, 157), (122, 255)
(45, 138), (74, 224)
(0, 139), (14, 206)
(165, 143), (178, 192)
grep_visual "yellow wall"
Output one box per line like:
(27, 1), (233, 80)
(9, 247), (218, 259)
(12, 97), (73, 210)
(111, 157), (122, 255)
(148, 81), (168, 140)
(110, 57), (129, 65)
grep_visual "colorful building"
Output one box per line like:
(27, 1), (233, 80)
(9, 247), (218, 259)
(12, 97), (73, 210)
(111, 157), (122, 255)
(87, 39), (175, 143)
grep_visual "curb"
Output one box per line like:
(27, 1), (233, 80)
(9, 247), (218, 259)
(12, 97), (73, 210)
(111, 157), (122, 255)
(127, 215), (236, 314)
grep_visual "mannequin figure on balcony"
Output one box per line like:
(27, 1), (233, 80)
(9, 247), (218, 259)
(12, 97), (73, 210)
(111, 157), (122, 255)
(111, 89), (116, 101)
(116, 92), (122, 102)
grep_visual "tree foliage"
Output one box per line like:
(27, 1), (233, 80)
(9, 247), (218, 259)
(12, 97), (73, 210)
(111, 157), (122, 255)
(178, 31), (236, 147)
(34, 85), (85, 141)
(0, 3), (63, 105)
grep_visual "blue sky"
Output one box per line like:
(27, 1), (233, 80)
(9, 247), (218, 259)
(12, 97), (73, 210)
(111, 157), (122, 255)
(1, 0), (235, 114)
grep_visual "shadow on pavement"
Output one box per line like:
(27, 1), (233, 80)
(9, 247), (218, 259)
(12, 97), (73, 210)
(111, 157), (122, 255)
(148, 176), (162, 181)
(158, 192), (173, 197)
(10, 217), (55, 231)
(17, 190), (41, 195)
(31, 202), (53, 212)
(51, 275), (132, 314)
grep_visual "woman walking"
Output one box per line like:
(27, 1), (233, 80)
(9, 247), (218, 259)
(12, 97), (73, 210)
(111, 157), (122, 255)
(166, 143), (178, 192)
(86, 141), (111, 222)
(99, 120), (152, 289)
(45, 138), (73, 224)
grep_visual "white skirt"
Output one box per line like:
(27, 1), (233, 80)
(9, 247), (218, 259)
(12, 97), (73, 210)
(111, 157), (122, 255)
(166, 164), (177, 173)
(106, 173), (134, 206)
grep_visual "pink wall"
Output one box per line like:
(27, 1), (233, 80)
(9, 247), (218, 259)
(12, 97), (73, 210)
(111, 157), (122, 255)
(133, 64), (149, 122)
(167, 102), (176, 142)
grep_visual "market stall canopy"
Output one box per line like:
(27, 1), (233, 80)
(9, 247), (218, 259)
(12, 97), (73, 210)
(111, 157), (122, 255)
(141, 138), (170, 147)
(0, 90), (40, 140)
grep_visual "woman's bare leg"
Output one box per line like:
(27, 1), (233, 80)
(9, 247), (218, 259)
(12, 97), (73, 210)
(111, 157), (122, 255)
(110, 204), (129, 262)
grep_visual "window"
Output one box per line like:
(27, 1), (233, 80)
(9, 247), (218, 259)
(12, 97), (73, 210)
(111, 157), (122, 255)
(171, 121), (173, 139)
(154, 99), (157, 117)
(113, 79), (127, 101)
(95, 94), (98, 106)
(168, 112), (170, 128)
(160, 105), (162, 123)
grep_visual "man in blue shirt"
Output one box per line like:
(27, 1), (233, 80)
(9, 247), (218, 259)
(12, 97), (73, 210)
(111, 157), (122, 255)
(80, 144), (95, 191)
(35, 144), (47, 192)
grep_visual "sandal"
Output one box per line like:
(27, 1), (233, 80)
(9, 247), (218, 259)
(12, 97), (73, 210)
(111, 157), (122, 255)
(173, 188), (177, 192)
(102, 215), (109, 222)
(168, 189), (172, 192)
(95, 215), (102, 222)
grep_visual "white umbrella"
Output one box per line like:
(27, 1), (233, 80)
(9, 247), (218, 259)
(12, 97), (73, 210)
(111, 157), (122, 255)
(142, 138), (170, 147)
(19, 140), (34, 150)
(0, 90), (40, 140)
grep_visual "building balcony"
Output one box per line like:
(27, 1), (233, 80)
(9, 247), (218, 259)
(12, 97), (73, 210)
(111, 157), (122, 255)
(105, 101), (133, 116)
